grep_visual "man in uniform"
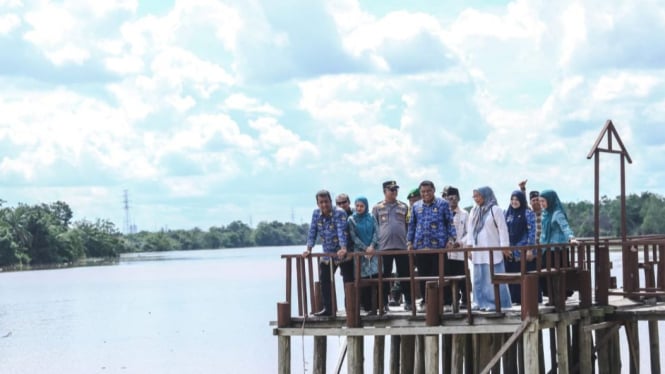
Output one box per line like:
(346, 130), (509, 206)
(372, 180), (412, 311)
(303, 190), (349, 316)
(407, 181), (456, 309)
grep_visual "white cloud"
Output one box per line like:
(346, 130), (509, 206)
(591, 73), (660, 102)
(223, 93), (282, 116)
(0, 13), (20, 35)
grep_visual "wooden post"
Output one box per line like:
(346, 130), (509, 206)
(313, 336), (327, 374)
(579, 316), (593, 374)
(556, 322), (570, 374)
(278, 336), (291, 374)
(450, 334), (465, 374)
(415, 335), (425, 374)
(373, 336), (385, 374)
(390, 335), (401, 374)
(442, 334), (452, 374)
(400, 335), (416, 374)
(625, 321), (640, 374)
(502, 333), (517, 374)
(277, 302), (290, 327)
(424, 335), (439, 374)
(649, 320), (661, 374)
(425, 281), (440, 326)
(348, 336), (364, 374)
(345, 282), (359, 328)
(523, 319), (540, 374)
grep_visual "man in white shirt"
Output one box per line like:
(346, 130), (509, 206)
(444, 186), (469, 307)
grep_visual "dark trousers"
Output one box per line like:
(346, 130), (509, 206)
(361, 273), (379, 311)
(416, 252), (439, 303)
(319, 260), (354, 312)
(382, 251), (411, 305)
(540, 249), (572, 301)
(445, 258), (467, 305)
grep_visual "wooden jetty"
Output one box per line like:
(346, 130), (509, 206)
(271, 121), (665, 373)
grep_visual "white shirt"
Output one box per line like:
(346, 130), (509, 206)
(465, 205), (509, 264)
(448, 206), (468, 261)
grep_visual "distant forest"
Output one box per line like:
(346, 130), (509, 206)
(1, 192), (665, 268)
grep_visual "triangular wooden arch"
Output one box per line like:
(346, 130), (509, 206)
(586, 119), (633, 163)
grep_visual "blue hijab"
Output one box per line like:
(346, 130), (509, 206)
(540, 189), (567, 244)
(351, 197), (374, 246)
(506, 190), (528, 245)
(472, 186), (498, 243)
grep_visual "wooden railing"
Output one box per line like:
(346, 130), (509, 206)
(278, 236), (665, 325)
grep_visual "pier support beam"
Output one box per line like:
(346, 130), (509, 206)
(278, 336), (291, 374)
(313, 336), (327, 374)
(556, 321), (570, 374)
(389, 336), (401, 374)
(523, 319), (540, 374)
(400, 335), (415, 374)
(348, 336), (363, 374)
(578, 316), (593, 374)
(373, 336), (385, 374)
(424, 335), (439, 374)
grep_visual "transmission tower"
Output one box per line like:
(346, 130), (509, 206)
(123, 190), (136, 234)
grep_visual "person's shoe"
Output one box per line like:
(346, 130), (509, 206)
(404, 303), (412, 311)
(417, 301), (426, 313)
(365, 310), (377, 316)
(313, 309), (332, 317)
(459, 302), (467, 310)
(443, 305), (452, 313)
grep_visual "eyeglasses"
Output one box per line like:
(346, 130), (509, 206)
(388, 188), (398, 192)
(336, 200), (350, 205)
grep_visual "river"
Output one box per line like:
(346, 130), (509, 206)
(0, 246), (663, 373)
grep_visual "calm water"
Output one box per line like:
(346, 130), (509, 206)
(1, 247), (663, 373)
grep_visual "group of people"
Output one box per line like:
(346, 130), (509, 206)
(303, 179), (577, 316)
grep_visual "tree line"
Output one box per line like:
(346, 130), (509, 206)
(2, 192), (665, 268)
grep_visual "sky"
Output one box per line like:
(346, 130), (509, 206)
(1, 0), (665, 232)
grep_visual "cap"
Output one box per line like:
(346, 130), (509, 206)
(407, 188), (420, 199)
(382, 180), (399, 190)
(529, 191), (540, 199)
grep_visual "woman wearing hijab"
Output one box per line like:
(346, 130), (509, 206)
(348, 196), (380, 314)
(465, 186), (512, 311)
(539, 190), (578, 299)
(504, 190), (537, 304)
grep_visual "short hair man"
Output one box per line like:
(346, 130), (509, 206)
(445, 186), (469, 307)
(407, 180), (456, 308)
(335, 193), (355, 279)
(303, 190), (350, 316)
(372, 180), (412, 311)
(519, 179), (543, 245)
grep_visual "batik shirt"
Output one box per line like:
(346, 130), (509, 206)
(407, 197), (456, 249)
(307, 207), (348, 254)
(506, 208), (536, 260)
(534, 210), (542, 245)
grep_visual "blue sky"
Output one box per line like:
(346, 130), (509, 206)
(1, 0), (664, 231)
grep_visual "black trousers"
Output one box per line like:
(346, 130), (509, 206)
(382, 251), (412, 305)
(415, 252), (439, 303)
(360, 273), (380, 311)
(319, 259), (354, 312)
(446, 258), (467, 304)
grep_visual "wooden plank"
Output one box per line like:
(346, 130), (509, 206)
(347, 336), (364, 374)
(373, 336), (385, 374)
(649, 320), (661, 374)
(556, 322), (570, 374)
(389, 335), (400, 374)
(578, 317), (593, 374)
(278, 335), (291, 374)
(400, 335), (415, 374)
(450, 334), (465, 374)
(424, 335), (439, 374)
(523, 320), (539, 374)
(480, 319), (533, 374)
(314, 336), (327, 374)
(414, 335), (424, 374)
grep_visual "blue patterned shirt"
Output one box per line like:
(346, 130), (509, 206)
(407, 197), (456, 249)
(506, 208), (536, 259)
(306, 207), (348, 254)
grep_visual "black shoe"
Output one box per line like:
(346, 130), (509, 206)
(404, 303), (412, 311)
(313, 309), (332, 317)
